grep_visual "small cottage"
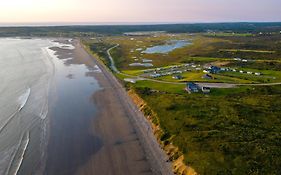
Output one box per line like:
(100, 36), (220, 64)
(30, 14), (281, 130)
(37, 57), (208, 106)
(186, 82), (199, 93)
(210, 66), (221, 74)
(202, 74), (213, 79)
(173, 75), (183, 80)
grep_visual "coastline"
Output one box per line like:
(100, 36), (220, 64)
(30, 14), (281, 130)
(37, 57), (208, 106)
(81, 40), (174, 175)
(84, 40), (196, 175)
(127, 89), (197, 175)
(43, 38), (173, 175)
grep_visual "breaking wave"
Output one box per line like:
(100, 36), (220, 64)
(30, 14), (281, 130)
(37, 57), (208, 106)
(5, 132), (30, 175)
(0, 111), (17, 134)
(39, 101), (48, 120)
(18, 88), (31, 111)
(93, 65), (102, 73)
(51, 41), (75, 50)
(0, 88), (31, 133)
(12, 132), (30, 175)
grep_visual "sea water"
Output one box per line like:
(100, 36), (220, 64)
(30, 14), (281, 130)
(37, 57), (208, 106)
(0, 38), (55, 175)
(0, 38), (100, 175)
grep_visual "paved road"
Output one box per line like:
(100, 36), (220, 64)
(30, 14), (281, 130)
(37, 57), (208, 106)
(107, 44), (120, 73)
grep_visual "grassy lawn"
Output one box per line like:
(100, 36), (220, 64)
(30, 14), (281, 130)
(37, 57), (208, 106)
(155, 71), (253, 84)
(219, 49), (276, 53)
(220, 69), (281, 83)
(134, 80), (186, 94)
(182, 56), (230, 63)
(122, 69), (144, 76)
(228, 60), (281, 71)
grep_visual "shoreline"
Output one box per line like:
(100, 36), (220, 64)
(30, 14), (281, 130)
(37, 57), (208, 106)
(84, 40), (195, 175)
(127, 89), (197, 175)
(80, 40), (174, 174)
(43, 38), (173, 175)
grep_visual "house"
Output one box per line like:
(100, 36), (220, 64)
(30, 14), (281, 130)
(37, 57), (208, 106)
(202, 74), (213, 79)
(150, 74), (161, 78)
(173, 75), (183, 80)
(255, 72), (261, 76)
(204, 64), (212, 69)
(202, 87), (211, 93)
(186, 82), (199, 93)
(210, 66), (221, 74)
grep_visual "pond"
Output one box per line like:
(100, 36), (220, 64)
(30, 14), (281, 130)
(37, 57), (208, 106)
(142, 40), (192, 54)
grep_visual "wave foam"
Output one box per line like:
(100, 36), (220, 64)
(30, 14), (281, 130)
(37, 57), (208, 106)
(5, 132), (30, 175)
(18, 88), (31, 111)
(0, 111), (18, 134)
(39, 101), (48, 120)
(51, 41), (75, 50)
(0, 88), (31, 133)
(93, 65), (102, 73)
(12, 132), (30, 175)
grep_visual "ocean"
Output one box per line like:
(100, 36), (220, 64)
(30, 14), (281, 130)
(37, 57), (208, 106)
(0, 38), (100, 175)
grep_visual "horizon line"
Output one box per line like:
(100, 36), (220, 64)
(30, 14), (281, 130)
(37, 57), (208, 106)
(1, 21), (281, 27)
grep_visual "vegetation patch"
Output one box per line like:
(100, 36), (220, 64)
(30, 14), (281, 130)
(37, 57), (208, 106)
(219, 49), (276, 54)
(137, 86), (281, 175)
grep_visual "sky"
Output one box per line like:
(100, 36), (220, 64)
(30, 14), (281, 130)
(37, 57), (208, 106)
(0, 0), (281, 24)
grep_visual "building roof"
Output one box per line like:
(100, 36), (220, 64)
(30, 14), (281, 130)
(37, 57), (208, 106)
(202, 87), (211, 93)
(187, 82), (199, 91)
(202, 87), (211, 90)
(202, 74), (213, 79)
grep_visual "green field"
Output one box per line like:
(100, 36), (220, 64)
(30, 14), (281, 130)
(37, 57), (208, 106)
(85, 32), (281, 175)
(219, 49), (276, 53)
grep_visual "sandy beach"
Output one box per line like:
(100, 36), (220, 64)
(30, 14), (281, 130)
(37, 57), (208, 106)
(44, 39), (173, 175)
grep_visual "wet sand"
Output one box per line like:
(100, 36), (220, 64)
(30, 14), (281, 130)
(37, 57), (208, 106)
(45, 39), (172, 175)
